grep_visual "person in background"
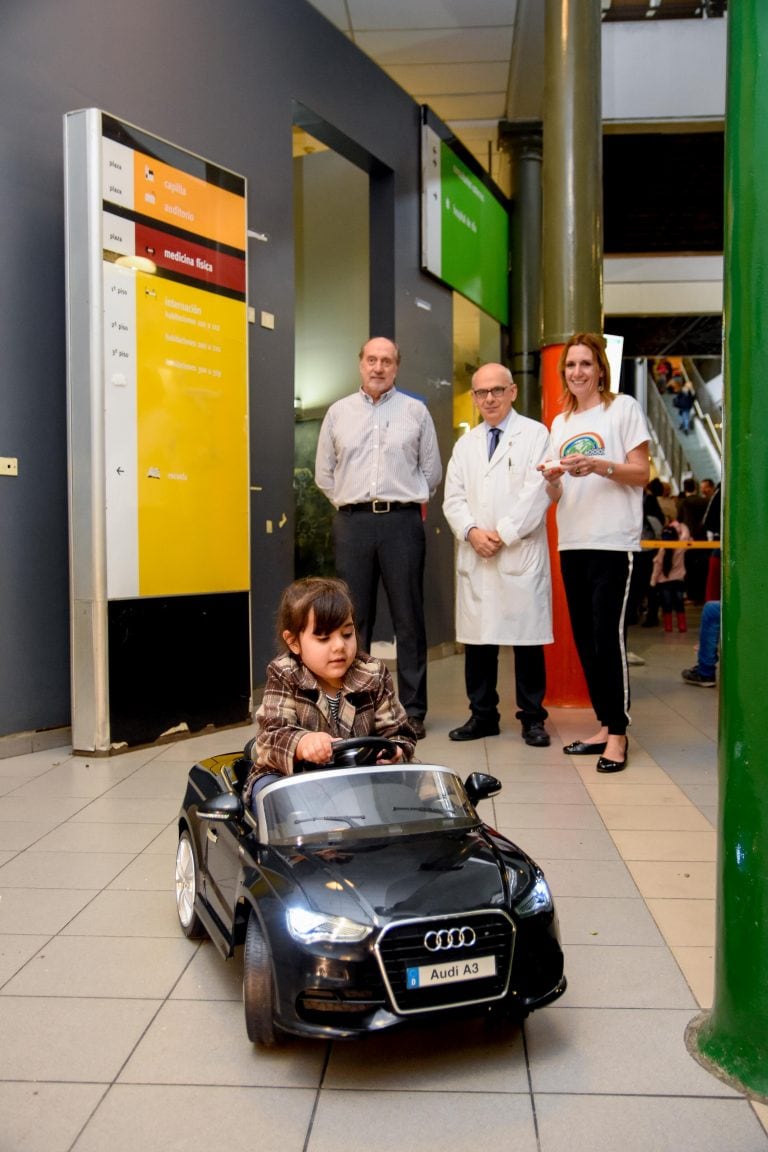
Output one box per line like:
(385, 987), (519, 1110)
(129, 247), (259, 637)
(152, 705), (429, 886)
(674, 380), (696, 434)
(243, 577), (416, 808)
(540, 332), (650, 774)
(682, 600), (721, 687)
(443, 363), (552, 747)
(315, 337), (442, 740)
(701, 478), (722, 602)
(677, 478), (708, 604)
(650, 522), (690, 632)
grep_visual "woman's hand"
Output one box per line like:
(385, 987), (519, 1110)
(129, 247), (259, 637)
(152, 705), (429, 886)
(538, 459), (565, 482)
(559, 453), (593, 477)
(295, 731), (335, 764)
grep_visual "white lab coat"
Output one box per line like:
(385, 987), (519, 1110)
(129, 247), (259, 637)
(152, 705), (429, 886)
(443, 411), (553, 646)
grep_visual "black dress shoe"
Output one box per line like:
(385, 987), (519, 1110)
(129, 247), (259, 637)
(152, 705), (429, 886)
(596, 737), (629, 773)
(408, 717), (426, 740)
(563, 739), (607, 755)
(523, 723), (550, 747)
(449, 717), (500, 742)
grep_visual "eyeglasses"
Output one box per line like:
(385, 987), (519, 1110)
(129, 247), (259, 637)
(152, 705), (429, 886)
(472, 386), (509, 401)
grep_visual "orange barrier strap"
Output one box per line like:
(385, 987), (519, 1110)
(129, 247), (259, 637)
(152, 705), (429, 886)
(640, 540), (720, 549)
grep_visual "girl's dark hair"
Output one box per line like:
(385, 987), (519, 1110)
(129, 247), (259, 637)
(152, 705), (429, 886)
(276, 577), (355, 651)
(661, 524), (678, 577)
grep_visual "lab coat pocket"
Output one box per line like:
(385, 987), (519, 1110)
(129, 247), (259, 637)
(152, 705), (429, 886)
(498, 536), (536, 577)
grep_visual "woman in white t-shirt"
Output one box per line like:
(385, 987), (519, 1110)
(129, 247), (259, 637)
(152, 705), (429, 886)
(539, 333), (650, 773)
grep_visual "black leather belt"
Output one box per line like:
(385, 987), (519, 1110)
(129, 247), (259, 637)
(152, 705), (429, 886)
(339, 501), (420, 514)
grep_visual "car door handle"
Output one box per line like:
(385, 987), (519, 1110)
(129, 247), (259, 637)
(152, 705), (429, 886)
(206, 827), (218, 844)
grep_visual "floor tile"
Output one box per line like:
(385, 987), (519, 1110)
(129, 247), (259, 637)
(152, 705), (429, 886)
(0, 935), (196, 998)
(670, 945), (715, 1008)
(324, 1016), (528, 1092)
(71, 1085), (317, 1152)
(0, 887), (98, 934)
(500, 827), (621, 861)
(0, 821), (58, 851)
(556, 897), (664, 946)
(526, 1007), (738, 1096)
(535, 1093), (768, 1152)
(0, 996), (160, 1081)
(60, 888), (183, 937)
(539, 859), (639, 899)
(107, 852), (175, 890)
(598, 803), (712, 831)
(309, 1090), (538, 1152)
(30, 821), (168, 854)
(70, 796), (180, 823)
(626, 860), (716, 899)
(169, 940), (243, 1001)
(0, 1083), (108, 1152)
(610, 829), (716, 862)
(556, 944), (696, 1008)
(118, 999), (326, 1087)
(0, 934), (49, 986)
(645, 898), (716, 947)
(491, 803), (603, 830)
(0, 851), (136, 889)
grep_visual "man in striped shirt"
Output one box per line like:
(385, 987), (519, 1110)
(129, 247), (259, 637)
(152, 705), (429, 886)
(315, 337), (443, 739)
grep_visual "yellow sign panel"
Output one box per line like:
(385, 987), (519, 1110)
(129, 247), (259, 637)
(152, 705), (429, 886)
(136, 277), (249, 595)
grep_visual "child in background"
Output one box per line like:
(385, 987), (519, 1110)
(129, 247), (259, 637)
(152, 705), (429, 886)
(650, 524), (689, 632)
(243, 577), (416, 810)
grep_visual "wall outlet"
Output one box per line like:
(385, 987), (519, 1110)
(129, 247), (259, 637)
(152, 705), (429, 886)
(0, 457), (18, 476)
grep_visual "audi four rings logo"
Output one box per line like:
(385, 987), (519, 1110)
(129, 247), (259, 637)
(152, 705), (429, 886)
(423, 926), (476, 951)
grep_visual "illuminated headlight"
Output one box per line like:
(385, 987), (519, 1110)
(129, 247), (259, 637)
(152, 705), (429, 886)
(286, 907), (372, 944)
(515, 876), (553, 918)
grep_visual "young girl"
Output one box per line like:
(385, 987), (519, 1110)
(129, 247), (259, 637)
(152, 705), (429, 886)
(243, 577), (417, 809)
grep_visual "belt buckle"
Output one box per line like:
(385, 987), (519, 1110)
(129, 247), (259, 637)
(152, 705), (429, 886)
(372, 499), (390, 514)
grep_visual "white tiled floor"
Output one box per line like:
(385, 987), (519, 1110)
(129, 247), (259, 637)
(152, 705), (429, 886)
(2, 615), (768, 1152)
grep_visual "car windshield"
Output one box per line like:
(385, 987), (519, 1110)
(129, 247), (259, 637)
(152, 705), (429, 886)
(256, 765), (479, 846)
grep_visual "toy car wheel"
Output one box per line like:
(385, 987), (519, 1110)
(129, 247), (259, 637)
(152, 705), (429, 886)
(175, 831), (206, 939)
(243, 910), (277, 1046)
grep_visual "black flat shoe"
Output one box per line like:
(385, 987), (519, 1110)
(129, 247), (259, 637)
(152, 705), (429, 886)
(563, 740), (607, 755)
(596, 738), (629, 773)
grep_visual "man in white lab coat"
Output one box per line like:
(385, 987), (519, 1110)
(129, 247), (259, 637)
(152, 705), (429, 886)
(443, 364), (553, 745)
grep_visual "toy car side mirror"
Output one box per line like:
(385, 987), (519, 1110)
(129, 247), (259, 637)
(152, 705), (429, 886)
(464, 772), (502, 806)
(197, 793), (244, 822)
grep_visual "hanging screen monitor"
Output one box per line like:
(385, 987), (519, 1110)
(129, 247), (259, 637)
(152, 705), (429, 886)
(421, 110), (509, 325)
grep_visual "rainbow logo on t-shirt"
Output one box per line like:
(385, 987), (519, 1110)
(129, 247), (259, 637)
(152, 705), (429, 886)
(559, 433), (606, 458)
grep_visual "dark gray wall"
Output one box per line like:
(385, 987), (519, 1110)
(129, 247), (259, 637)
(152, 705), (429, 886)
(0, 0), (455, 738)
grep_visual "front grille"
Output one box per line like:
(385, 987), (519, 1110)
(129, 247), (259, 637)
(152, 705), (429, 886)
(375, 911), (514, 1014)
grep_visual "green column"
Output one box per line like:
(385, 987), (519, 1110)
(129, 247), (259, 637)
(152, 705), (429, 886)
(686, 0), (768, 1099)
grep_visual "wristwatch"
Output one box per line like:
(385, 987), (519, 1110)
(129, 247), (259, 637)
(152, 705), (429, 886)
(605, 464), (615, 477)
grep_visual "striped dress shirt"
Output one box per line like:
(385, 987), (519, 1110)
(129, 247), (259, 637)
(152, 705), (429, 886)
(315, 387), (442, 507)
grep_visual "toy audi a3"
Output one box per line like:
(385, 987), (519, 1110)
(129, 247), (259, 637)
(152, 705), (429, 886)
(175, 737), (566, 1045)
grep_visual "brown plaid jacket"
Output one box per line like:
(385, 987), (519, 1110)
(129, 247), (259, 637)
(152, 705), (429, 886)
(243, 652), (416, 801)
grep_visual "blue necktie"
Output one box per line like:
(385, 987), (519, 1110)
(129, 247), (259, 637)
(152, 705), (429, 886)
(488, 427), (501, 459)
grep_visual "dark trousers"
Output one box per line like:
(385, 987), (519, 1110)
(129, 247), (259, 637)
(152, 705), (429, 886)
(464, 643), (547, 728)
(560, 550), (633, 736)
(333, 505), (427, 718)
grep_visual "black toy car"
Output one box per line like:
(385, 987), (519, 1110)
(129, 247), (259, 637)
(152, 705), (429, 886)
(175, 737), (566, 1045)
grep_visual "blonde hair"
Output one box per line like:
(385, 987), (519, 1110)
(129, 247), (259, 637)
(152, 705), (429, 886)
(557, 332), (615, 416)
